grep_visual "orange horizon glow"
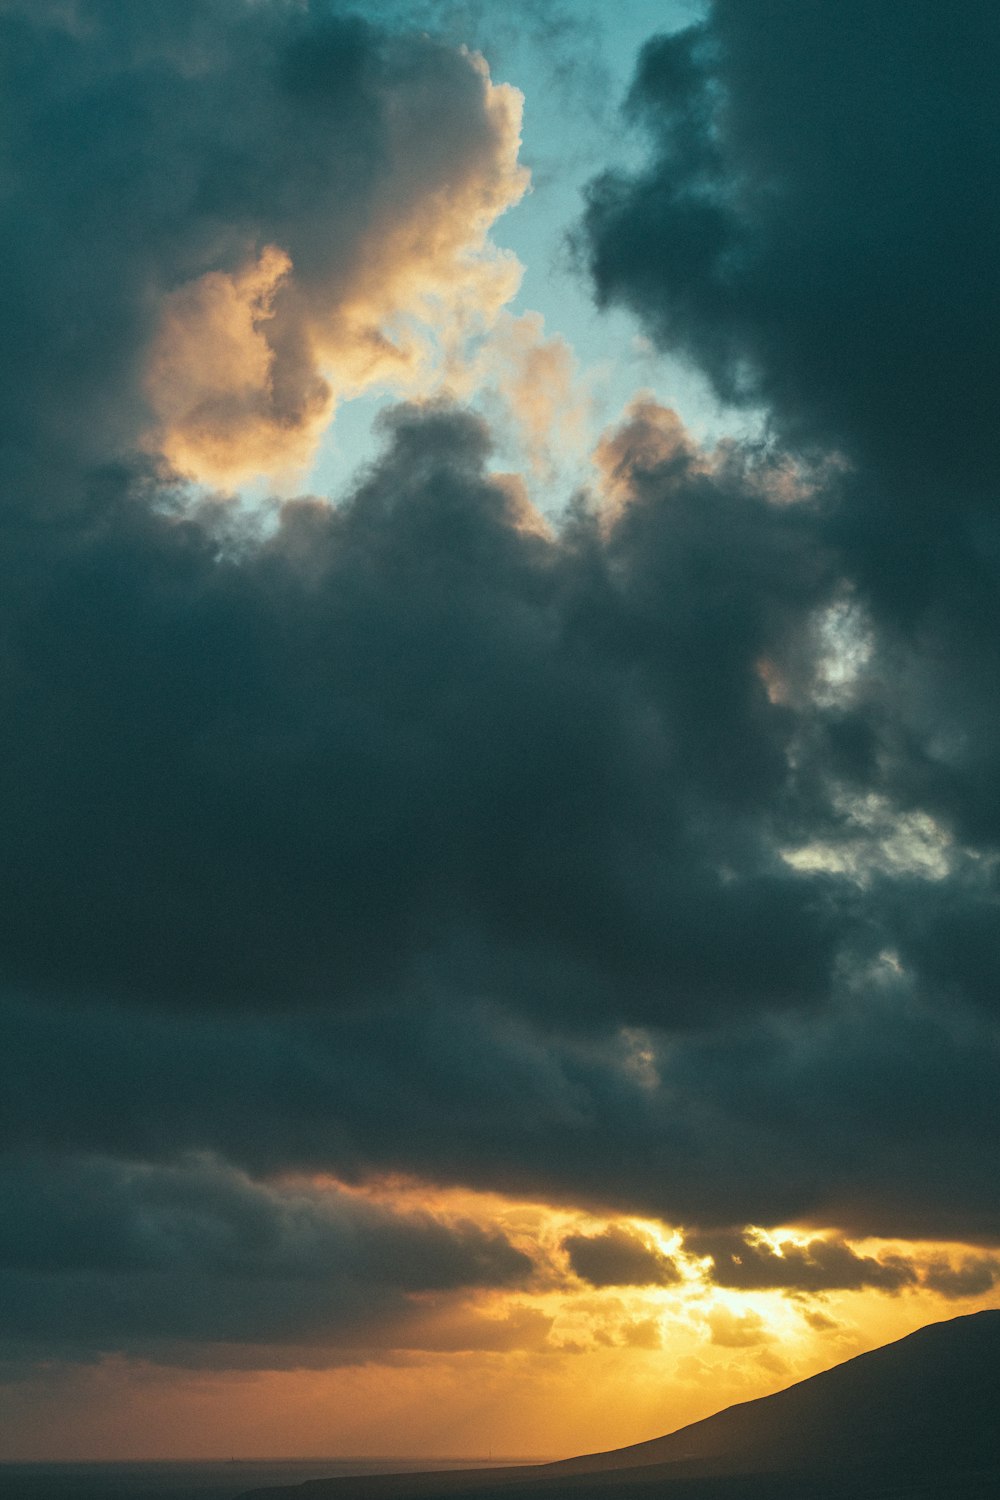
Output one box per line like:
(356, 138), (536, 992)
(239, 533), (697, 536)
(5, 1172), (997, 1463)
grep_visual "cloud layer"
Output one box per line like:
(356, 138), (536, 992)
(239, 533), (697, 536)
(0, 1154), (533, 1365)
(1, 0), (999, 1391)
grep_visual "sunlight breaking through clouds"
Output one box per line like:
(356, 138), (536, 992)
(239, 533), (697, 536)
(144, 45), (528, 489)
(2, 0), (1000, 1465)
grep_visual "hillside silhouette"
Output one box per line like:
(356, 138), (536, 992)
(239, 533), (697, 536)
(239, 1310), (1000, 1500)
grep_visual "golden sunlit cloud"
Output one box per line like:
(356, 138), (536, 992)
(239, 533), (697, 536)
(144, 53), (528, 489)
(144, 244), (327, 487)
(462, 311), (593, 482)
(592, 396), (701, 518)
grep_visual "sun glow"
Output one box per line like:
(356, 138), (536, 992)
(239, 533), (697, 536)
(282, 1173), (998, 1377)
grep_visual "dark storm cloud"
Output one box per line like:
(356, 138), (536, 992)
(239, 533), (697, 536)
(0, 400), (841, 1023)
(582, 0), (1000, 510)
(564, 1222), (998, 1299)
(0, 1153), (529, 1287)
(922, 1258), (998, 1300)
(686, 1230), (916, 1294)
(562, 1226), (680, 1288)
(4, 965), (998, 1243)
(0, 1152), (532, 1363)
(578, 0), (1000, 1101)
(580, 1), (1000, 849)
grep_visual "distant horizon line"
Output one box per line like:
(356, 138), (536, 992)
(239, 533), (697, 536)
(0, 1454), (559, 1467)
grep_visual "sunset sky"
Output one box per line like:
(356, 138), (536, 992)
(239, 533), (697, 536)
(2, 0), (999, 1464)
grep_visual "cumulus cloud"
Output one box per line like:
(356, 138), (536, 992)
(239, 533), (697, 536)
(1, 0), (527, 491)
(579, 0), (1000, 858)
(706, 1307), (770, 1349)
(144, 39), (528, 485)
(581, 1), (1000, 509)
(687, 1231), (916, 1295)
(0, 397), (844, 1023)
(921, 1258), (998, 1301)
(467, 311), (591, 481)
(562, 1227), (680, 1288)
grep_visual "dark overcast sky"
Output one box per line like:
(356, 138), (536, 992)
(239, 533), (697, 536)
(1, 0), (999, 1460)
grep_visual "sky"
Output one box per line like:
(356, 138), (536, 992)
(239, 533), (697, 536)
(1, 0), (999, 1464)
